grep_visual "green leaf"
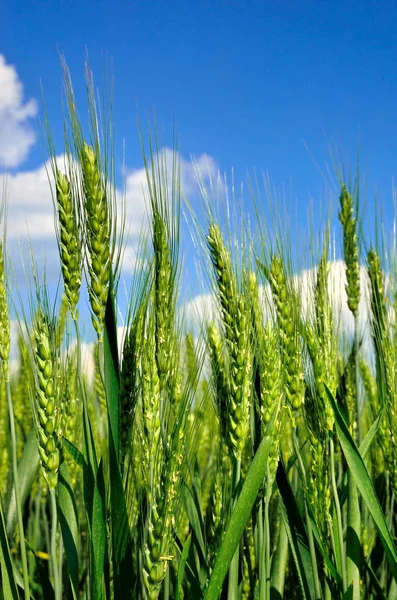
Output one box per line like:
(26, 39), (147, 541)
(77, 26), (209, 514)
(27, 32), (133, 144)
(342, 584), (353, 600)
(108, 423), (135, 597)
(5, 427), (39, 535)
(57, 463), (79, 600)
(33, 551), (55, 600)
(104, 278), (120, 457)
(276, 461), (315, 600)
(63, 438), (84, 469)
(364, 562), (387, 600)
(104, 284), (135, 597)
(204, 424), (274, 600)
(359, 411), (382, 461)
(0, 496), (18, 600)
(325, 384), (397, 582)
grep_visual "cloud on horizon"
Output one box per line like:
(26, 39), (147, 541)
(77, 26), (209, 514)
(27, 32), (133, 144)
(0, 55), (38, 169)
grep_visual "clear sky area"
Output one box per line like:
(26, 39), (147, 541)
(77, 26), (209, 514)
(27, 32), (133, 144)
(1, 0), (397, 333)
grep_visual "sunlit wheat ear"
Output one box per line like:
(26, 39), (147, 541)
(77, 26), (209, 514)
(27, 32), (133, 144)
(0, 241), (10, 376)
(207, 323), (230, 443)
(207, 223), (251, 460)
(33, 308), (63, 490)
(0, 382), (8, 494)
(367, 246), (397, 491)
(248, 271), (281, 426)
(55, 292), (69, 352)
(248, 271), (282, 479)
(61, 355), (80, 485)
(339, 184), (360, 317)
(55, 170), (82, 321)
(81, 142), (111, 339)
(13, 335), (34, 457)
(305, 248), (337, 432)
(152, 209), (177, 391)
(259, 254), (304, 412)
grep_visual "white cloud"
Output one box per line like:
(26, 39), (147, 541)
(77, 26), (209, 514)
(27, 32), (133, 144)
(0, 55), (38, 168)
(122, 147), (222, 240)
(184, 292), (216, 333)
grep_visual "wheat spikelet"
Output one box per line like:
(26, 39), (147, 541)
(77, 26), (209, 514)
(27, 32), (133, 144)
(55, 293), (69, 351)
(367, 247), (397, 491)
(207, 223), (251, 459)
(0, 379), (8, 492)
(207, 323), (230, 442)
(13, 334), (33, 458)
(0, 241), (10, 374)
(339, 184), (360, 317)
(33, 308), (62, 490)
(55, 171), (82, 320)
(62, 355), (80, 485)
(260, 254), (304, 411)
(81, 143), (111, 338)
(152, 210), (178, 393)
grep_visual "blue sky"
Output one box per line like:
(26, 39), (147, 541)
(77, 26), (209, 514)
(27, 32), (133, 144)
(1, 0), (397, 336)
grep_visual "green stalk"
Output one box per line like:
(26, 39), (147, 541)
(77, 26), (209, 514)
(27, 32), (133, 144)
(346, 318), (361, 599)
(163, 568), (170, 600)
(5, 379), (30, 600)
(258, 499), (265, 600)
(50, 488), (61, 600)
(227, 458), (242, 600)
(330, 435), (347, 593)
(264, 465), (272, 600)
(269, 521), (289, 599)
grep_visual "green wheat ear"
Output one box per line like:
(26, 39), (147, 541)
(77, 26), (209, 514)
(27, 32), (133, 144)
(259, 254), (305, 412)
(207, 223), (252, 460)
(33, 308), (63, 490)
(0, 241), (10, 374)
(339, 184), (360, 317)
(81, 143), (111, 339)
(55, 170), (82, 321)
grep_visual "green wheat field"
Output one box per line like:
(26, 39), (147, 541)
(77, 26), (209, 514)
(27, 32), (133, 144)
(1, 63), (397, 600)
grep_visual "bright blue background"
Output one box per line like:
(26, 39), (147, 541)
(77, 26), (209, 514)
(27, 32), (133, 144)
(2, 0), (397, 305)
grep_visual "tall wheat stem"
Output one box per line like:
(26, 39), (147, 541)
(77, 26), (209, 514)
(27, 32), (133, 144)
(346, 317), (361, 600)
(6, 380), (31, 600)
(264, 464), (272, 600)
(50, 488), (61, 600)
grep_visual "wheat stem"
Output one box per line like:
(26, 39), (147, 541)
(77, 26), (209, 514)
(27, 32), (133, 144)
(6, 380), (31, 600)
(50, 488), (61, 600)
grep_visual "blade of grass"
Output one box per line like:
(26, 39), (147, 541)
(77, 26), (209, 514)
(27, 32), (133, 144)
(57, 462), (79, 600)
(0, 496), (18, 600)
(276, 460), (316, 600)
(204, 418), (276, 600)
(103, 282), (135, 597)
